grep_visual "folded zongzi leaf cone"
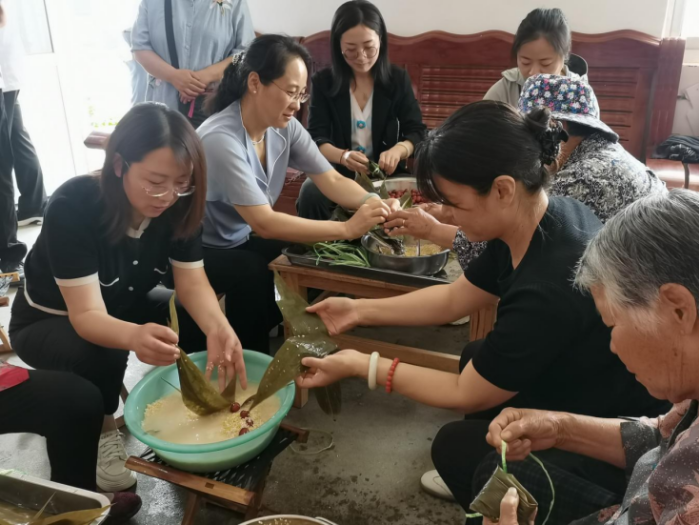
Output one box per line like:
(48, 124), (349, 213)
(469, 466), (537, 525)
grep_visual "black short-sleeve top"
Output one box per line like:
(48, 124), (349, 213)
(19, 175), (203, 320)
(464, 196), (668, 418)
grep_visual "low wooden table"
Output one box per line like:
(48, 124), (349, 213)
(269, 255), (497, 407)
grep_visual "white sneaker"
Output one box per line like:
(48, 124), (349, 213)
(420, 470), (455, 501)
(96, 430), (136, 492)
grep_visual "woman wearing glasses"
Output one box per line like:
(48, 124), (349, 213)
(197, 34), (398, 354)
(297, 0), (427, 221)
(9, 103), (246, 493)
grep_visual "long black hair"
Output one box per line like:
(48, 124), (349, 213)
(512, 8), (571, 61)
(415, 101), (566, 203)
(101, 103), (207, 242)
(206, 34), (312, 115)
(329, 0), (392, 96)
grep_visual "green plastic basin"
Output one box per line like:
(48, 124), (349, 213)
(124, 350), (294, 473)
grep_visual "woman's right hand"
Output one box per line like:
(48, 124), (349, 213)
(130, 323), (181, 367)
(486, 408), (564, 461)
(344, 199), (390, 239)
(341, 150), (370, 174)
(168, 69), (207, 99)
(306, 297), (361, 335)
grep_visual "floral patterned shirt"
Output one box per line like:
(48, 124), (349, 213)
(573, 400), (699, 525)
(453, 133), (668, 271)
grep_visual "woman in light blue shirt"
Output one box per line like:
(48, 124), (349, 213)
(198, 34), (398, 353)
(131, 0), (254, 126)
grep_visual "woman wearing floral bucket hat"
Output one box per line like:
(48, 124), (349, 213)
(518, 74), (667, 224)
(378, 74), (666, 274)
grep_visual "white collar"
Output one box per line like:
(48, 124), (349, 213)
(127, 217), (151, 239)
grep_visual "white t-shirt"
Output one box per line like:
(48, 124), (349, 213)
(0, 0), (26, 92)
(350, 89), (373, 159)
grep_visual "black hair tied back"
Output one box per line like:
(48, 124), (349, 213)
(523, 108), (568, 166)
(206, 35), (312, 115)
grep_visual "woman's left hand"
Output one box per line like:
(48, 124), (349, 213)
(297, 349), (367, 388)
(483, 488), (533, 525)
(205, 323), (248, 392)
(378, 146), (404, 176)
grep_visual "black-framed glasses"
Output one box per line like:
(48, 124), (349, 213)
(342, 46), (379, 61)
(123, 160), (196, 198)
(271, 81), (310, 103)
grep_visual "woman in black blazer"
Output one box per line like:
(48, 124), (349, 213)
(297, 0), (427, 220)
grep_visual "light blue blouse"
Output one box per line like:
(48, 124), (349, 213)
(131, 0), (255, 109)
(198, 101), (333, 248)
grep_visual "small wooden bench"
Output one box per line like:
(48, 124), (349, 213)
(126, 423), (308, 525)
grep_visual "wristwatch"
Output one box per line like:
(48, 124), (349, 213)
(341, 150), (352, 166)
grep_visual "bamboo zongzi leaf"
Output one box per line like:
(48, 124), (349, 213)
(275, 273), (328, 337)
(245, 274), (340, 411)
(368, 161), (386, 180)
(168, 293), (232, 415)
(30, 505), (110, 525)
(399, 190), (413, 209)
(314, 383), (342, 419)
(168, 293), (179, 336)
(378, 180), (390, 200)
(469, 466), (538, 525)
(176, 347), (231, 416)
(355, 171), (376, 194)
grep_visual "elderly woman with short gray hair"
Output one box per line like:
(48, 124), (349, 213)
(484, 189), (698, 525)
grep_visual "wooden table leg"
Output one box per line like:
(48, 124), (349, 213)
(182, 493), (201, 525)
(0, 326), (12, 354)
(278, 273), (309, 409)
(243, 466), (271, 520)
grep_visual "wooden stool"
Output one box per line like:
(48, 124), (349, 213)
(0, 272), (20, 354)
(126, 423), (308, 525)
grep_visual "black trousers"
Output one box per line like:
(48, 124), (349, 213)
(0, 369), (103, 491)
(3, 91), (46, 217)
(431, 339), (627, 523)
(296, 177), (337, 221)
(203, 236), (288, 354)
(10, 288), (206, 415)
(0, 90), (27, 263)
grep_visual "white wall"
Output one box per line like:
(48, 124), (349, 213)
(248, 0), (672, 38)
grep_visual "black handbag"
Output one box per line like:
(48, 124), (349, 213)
(164, 0), (208, 128)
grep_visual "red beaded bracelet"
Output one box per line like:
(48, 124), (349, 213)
(385, 358), (400, 393)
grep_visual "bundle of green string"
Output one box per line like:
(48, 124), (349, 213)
(465, 441), (555, 524)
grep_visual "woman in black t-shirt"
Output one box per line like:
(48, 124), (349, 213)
(295, 101), (669, 513)
(9, 103), (247, 493)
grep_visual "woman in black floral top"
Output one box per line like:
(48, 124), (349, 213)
(485, 190), (698, 525)
(386, 75), (666, 272)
